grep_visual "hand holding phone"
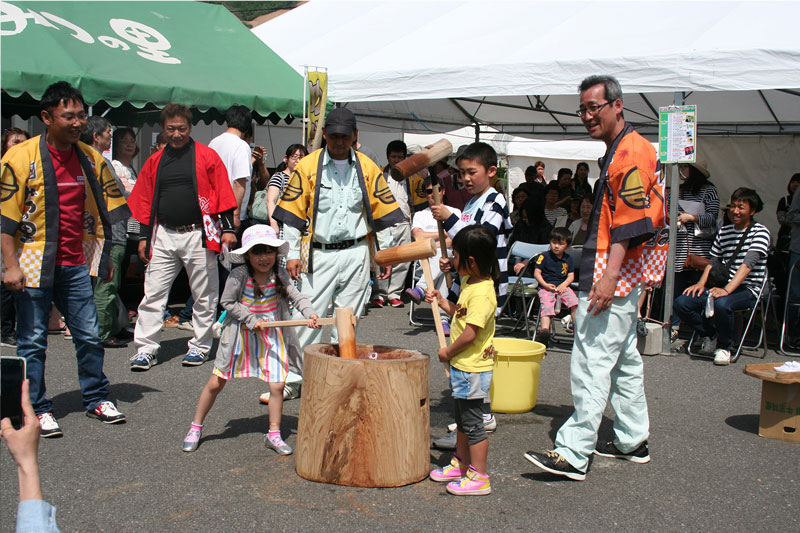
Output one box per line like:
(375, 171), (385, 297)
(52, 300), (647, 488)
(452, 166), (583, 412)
(1, 378), (45, 502)
(1, 356), (26, 429)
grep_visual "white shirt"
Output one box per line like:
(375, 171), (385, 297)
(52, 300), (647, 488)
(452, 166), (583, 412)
(208, 132), (252, 221)
(386, 169), (411, 219)
(460, 188), (493, 225)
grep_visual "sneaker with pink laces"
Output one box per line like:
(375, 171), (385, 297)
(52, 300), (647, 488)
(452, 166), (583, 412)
(429, 455), (467, 482)
(446, 465), (491, 496)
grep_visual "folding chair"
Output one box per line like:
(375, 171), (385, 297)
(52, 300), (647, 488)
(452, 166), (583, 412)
(687, 274), (772, 363)
(497, 241), (550, 337)
(779, 260), (800, 356)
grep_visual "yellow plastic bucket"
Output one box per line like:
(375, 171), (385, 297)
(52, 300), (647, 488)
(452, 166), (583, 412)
(489, 338), (546, 413)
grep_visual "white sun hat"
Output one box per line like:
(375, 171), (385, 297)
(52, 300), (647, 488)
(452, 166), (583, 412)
(229, 224), (289, 263)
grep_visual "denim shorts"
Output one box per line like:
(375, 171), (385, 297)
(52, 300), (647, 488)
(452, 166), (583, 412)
(450, 367), (492, 401)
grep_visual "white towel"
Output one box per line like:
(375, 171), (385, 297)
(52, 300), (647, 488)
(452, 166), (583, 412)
(774, 361), (800, 373)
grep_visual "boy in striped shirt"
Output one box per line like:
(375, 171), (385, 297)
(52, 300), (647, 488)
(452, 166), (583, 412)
(429, 142), (513, 449)
(674, 188), (770, 365)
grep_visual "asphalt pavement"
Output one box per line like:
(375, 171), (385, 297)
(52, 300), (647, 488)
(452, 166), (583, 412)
(1, 304), (798, 532)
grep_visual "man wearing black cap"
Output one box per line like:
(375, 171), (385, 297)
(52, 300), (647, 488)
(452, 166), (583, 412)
(271, 108), (403, 397)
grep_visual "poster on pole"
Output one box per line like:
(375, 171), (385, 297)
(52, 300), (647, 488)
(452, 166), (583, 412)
(658, 105), (697, 164)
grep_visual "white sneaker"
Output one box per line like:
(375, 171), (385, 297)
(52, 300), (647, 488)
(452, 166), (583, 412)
(483, 415), (497, 432)
(700, 336), (716, 354)
(713, 348), (731, 366)
(37, 412), (63, 438)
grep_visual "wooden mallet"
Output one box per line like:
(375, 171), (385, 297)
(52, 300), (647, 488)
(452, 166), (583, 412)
(257, 308), (359, 359)
(374, 239), (448, 356)
(389, 139), (454, 289)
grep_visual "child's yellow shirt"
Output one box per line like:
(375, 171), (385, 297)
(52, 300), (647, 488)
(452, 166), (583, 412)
(449, 276), (496, 373)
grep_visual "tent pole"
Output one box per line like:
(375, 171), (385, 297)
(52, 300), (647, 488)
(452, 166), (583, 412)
(661, 91), (684, 354)
(474, 123), (479, 142)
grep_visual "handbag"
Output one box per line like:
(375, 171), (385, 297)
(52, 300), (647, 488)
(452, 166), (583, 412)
(684, 253), (710, 271)
(683, 231), (710, 271)
(706, 224), (753, 288)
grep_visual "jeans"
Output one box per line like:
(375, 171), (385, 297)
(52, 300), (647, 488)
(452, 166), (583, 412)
(670, 269), (702, 327)
(14, 264), (109, 414)
(1, 281), (15, 338)
(673, 286), (757, 350)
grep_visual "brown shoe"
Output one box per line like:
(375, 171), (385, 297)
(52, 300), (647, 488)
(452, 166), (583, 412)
(164, 316), (180, 328)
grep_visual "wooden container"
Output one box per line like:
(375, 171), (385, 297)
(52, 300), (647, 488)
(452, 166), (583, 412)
(295, 344), (430, 486)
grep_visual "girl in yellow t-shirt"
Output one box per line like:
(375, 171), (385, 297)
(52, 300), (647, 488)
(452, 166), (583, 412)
(425, 225), (499, 496)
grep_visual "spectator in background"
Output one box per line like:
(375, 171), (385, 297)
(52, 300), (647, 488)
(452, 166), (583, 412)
(510, 187), (553, 250)
(510, 187), (528, 225)
(776, 173), (800, 253)
(208, 105), (254, 232)
(568, 196), (593, 246)
(554, 167), (574, 209)
(566, 197), (582, 226)
(571, 162), (593, 201)
(437, 158), (471, 212)
(264, 144), (307, 233)
(783, 173), (800, 347)
(669, 160), (719, 341)
(1, 127), (30, 348)
(81, 117), (132, 349)
(674, 188), (769, 365)
(543, 183), (568, 227)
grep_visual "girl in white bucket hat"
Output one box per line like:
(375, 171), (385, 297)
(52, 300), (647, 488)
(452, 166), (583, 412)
(182, 225), (319, 455)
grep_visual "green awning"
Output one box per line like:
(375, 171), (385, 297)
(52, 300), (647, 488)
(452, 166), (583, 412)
(0, 1), (304, 124)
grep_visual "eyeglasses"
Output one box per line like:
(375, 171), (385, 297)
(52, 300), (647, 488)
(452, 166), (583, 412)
(576, 102), (610, 118)
(424, 189), (434, 195)
(288, 153), (303, 161)
(55, 112), (87, 122)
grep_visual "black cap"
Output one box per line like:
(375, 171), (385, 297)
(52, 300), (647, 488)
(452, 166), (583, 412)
(324, 108), (357, 135)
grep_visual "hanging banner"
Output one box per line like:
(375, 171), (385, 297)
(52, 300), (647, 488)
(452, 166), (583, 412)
(306, 71), (328, 152)
(659, 105), (697, 164)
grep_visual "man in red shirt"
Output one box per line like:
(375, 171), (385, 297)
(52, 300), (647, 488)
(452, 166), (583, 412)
(1, 82), (130, 437)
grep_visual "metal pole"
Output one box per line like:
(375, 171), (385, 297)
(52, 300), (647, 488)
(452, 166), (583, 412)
(302, 66), (308, 145)
(661, 92), (684, 355)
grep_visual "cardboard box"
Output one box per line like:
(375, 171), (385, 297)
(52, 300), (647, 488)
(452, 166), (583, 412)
(758, 380), (800, 443)
(745, 363), (800, 444)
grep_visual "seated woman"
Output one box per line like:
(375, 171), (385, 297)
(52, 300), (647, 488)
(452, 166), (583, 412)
(673, 188), (770, 366)
(568, 196), (592, 246)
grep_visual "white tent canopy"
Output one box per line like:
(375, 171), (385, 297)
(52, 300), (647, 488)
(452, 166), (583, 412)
(253, 0), (800, 137)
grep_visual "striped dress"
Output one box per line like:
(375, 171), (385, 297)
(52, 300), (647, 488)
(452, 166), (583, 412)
(213, 276), (288, 383)
(670, 183), (720, 273)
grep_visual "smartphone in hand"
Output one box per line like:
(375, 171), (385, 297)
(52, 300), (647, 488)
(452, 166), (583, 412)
(1, 356), (27, 429)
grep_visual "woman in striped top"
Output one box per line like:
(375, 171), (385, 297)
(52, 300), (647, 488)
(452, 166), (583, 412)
(182, 225), (319, 455)
(670, 160), (720, 334)
(673, 188), (771, 365)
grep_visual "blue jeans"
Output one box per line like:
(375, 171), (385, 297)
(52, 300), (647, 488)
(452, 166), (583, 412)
(14, 265), (109, 414)
(673, 286), (757, 350)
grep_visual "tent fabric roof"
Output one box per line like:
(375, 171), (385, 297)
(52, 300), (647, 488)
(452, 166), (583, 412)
(1, 1), (304, 124)
(253, 0), (800, 136)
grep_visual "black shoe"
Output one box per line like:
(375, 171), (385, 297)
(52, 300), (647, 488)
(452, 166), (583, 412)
(102, 338), (128, 349)
(1, 335), (17, 348)
(594, 440), (650, 463)
(524, 450), (586, 481)
(536, 330), (551, 348)
(115, 329), (134, 340)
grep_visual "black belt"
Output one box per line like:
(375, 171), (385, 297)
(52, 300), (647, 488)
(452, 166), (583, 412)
(162, 223), (201, 233)
(312, 236), (367, 250)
